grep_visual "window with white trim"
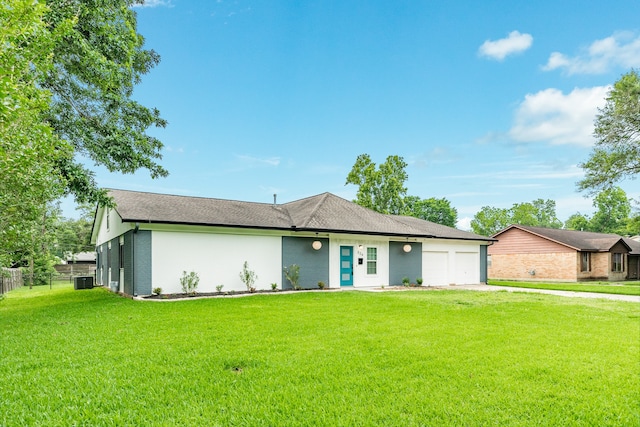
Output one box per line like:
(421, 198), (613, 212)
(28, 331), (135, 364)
(612, 253), (624, 272)
(366, 247), (377, 275)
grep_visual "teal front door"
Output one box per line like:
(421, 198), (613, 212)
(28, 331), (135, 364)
(340, 246), (353, 286)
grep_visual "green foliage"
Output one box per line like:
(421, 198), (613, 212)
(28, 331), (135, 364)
(565, 187), (634, 235)
(317, 281), (326, 290)
(627, 213), (640, 235)
(216, 284), (224, 293)
(271, 283), (278, 291)
(564, 212), (591, 231)
(42, 0), (167, 205)
(0, 0), (71, 269)
(471, 199), (561, 236)
(589, 187), (631, 234)
(1, 285), (638, 425)
(346, 154), (408, 215)
(579, 69), (640, 194)
(402, 276), (410, 286)
(283, 264), (300, 290)
(52, 213), (94, 259)
(416, 278), (423, 286)
(511, 199), (563, 229)
(179, 271), (199, 295)
(152, 287), (162, 295)
(239, 261), (258, 292)
(470, 206), (510, 236)
(345, 154), (459, 227)
(403, 196), (458, 227)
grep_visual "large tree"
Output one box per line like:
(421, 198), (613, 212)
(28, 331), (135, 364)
(42, 0), (168, 206)
(470, 206), (510, 236)
(578, 69), (640, 194)
(403, 196), (458, 227)
(1, 0), (165, 268)
(0, 0), (71, 268)
(564, 213), (590, 231)
(345, 154), (408, 215)
(470, 199), (562, 236)
(511, 199), (563, 229)
(589, 187), (631, 234)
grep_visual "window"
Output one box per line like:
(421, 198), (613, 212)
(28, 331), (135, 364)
(580, 252), (590, 272)
(366, 247), (377, 275)
(119, 241), (125, 269)
(487, 255), (492, 268)
(106, 208), (110, 230)
(612, 253), (624, 272)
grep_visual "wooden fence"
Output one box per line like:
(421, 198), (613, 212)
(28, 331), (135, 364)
(1, 268), (23, 295)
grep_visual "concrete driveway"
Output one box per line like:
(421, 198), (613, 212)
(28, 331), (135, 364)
(454, 284), (640, 303)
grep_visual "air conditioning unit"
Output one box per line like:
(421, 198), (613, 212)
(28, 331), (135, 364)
(74, 276), (94, 290)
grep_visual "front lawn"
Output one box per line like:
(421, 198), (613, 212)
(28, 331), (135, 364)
(488, 280), (640, 296)
(1, 283), (638, 426)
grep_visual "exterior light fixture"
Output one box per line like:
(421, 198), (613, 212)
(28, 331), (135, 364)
(312, 240), (322, 250)
(403, 244), (412, 253)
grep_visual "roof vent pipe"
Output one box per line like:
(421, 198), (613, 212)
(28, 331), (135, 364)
(273, 194), (277, 206)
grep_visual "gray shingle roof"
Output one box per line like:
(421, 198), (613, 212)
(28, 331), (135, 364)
(107, 189), (490, 241)
(494, 225), (632, 252)
(624, 238), (640, 255)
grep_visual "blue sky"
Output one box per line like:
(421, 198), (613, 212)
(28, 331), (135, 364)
(68, 0), (640, 229)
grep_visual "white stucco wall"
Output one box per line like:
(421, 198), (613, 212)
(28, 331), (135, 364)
(422, 240), (481, 286)
(93, 207), (133, 246)
(151, 230), (282, 293)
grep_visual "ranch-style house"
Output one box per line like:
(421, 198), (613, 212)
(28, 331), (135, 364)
(91, 189), (494, 295)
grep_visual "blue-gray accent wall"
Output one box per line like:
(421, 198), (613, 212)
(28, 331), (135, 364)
(480, 245), (488, 283)
(96, 242), (107, 286)
(282, 237), (329, 289)
(389, 242), (422, 286)
(133, 230), (152, 295)
(123, 231), (134, 295)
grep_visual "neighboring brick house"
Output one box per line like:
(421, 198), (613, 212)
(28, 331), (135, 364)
(488, 225), (639, 282)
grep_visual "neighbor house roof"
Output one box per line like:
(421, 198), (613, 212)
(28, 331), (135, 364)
(492, 225), (632, 252)
(624, 238), (640, 256)
(102, 189), (491, 241)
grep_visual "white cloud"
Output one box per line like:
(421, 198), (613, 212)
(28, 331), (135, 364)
(236, 154), (281, 167)
(543, 32), (640, 74)
(478, 31), (533, 61)
(508, 86), (609, 146)
(456, 217), (472, 231)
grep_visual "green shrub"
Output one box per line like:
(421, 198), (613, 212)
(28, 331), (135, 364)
(180, 271), (199, 295)
(271, 283), (278, 291)
(152, 287), (162, 295)
(416, 278), (423, 286)
(283, 264), (300, 290)
(402, 277), (410, 286)
(216, 284), (224, 293)
(317, 281), (326, 290)
(239, 261), (258, 292)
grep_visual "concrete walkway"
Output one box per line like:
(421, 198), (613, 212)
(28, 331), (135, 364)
(450, 284), (640, 303)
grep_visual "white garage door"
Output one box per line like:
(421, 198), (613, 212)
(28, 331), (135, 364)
(423, 251), (449, 285)
(455, 252), (479, 285)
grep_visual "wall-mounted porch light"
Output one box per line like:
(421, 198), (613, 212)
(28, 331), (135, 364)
(312, 240), (322, 250)
(403, 244), (412, 253)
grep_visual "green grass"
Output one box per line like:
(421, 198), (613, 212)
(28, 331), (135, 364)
(1, 283), (639, 426)
(488, 280), (640, 296)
